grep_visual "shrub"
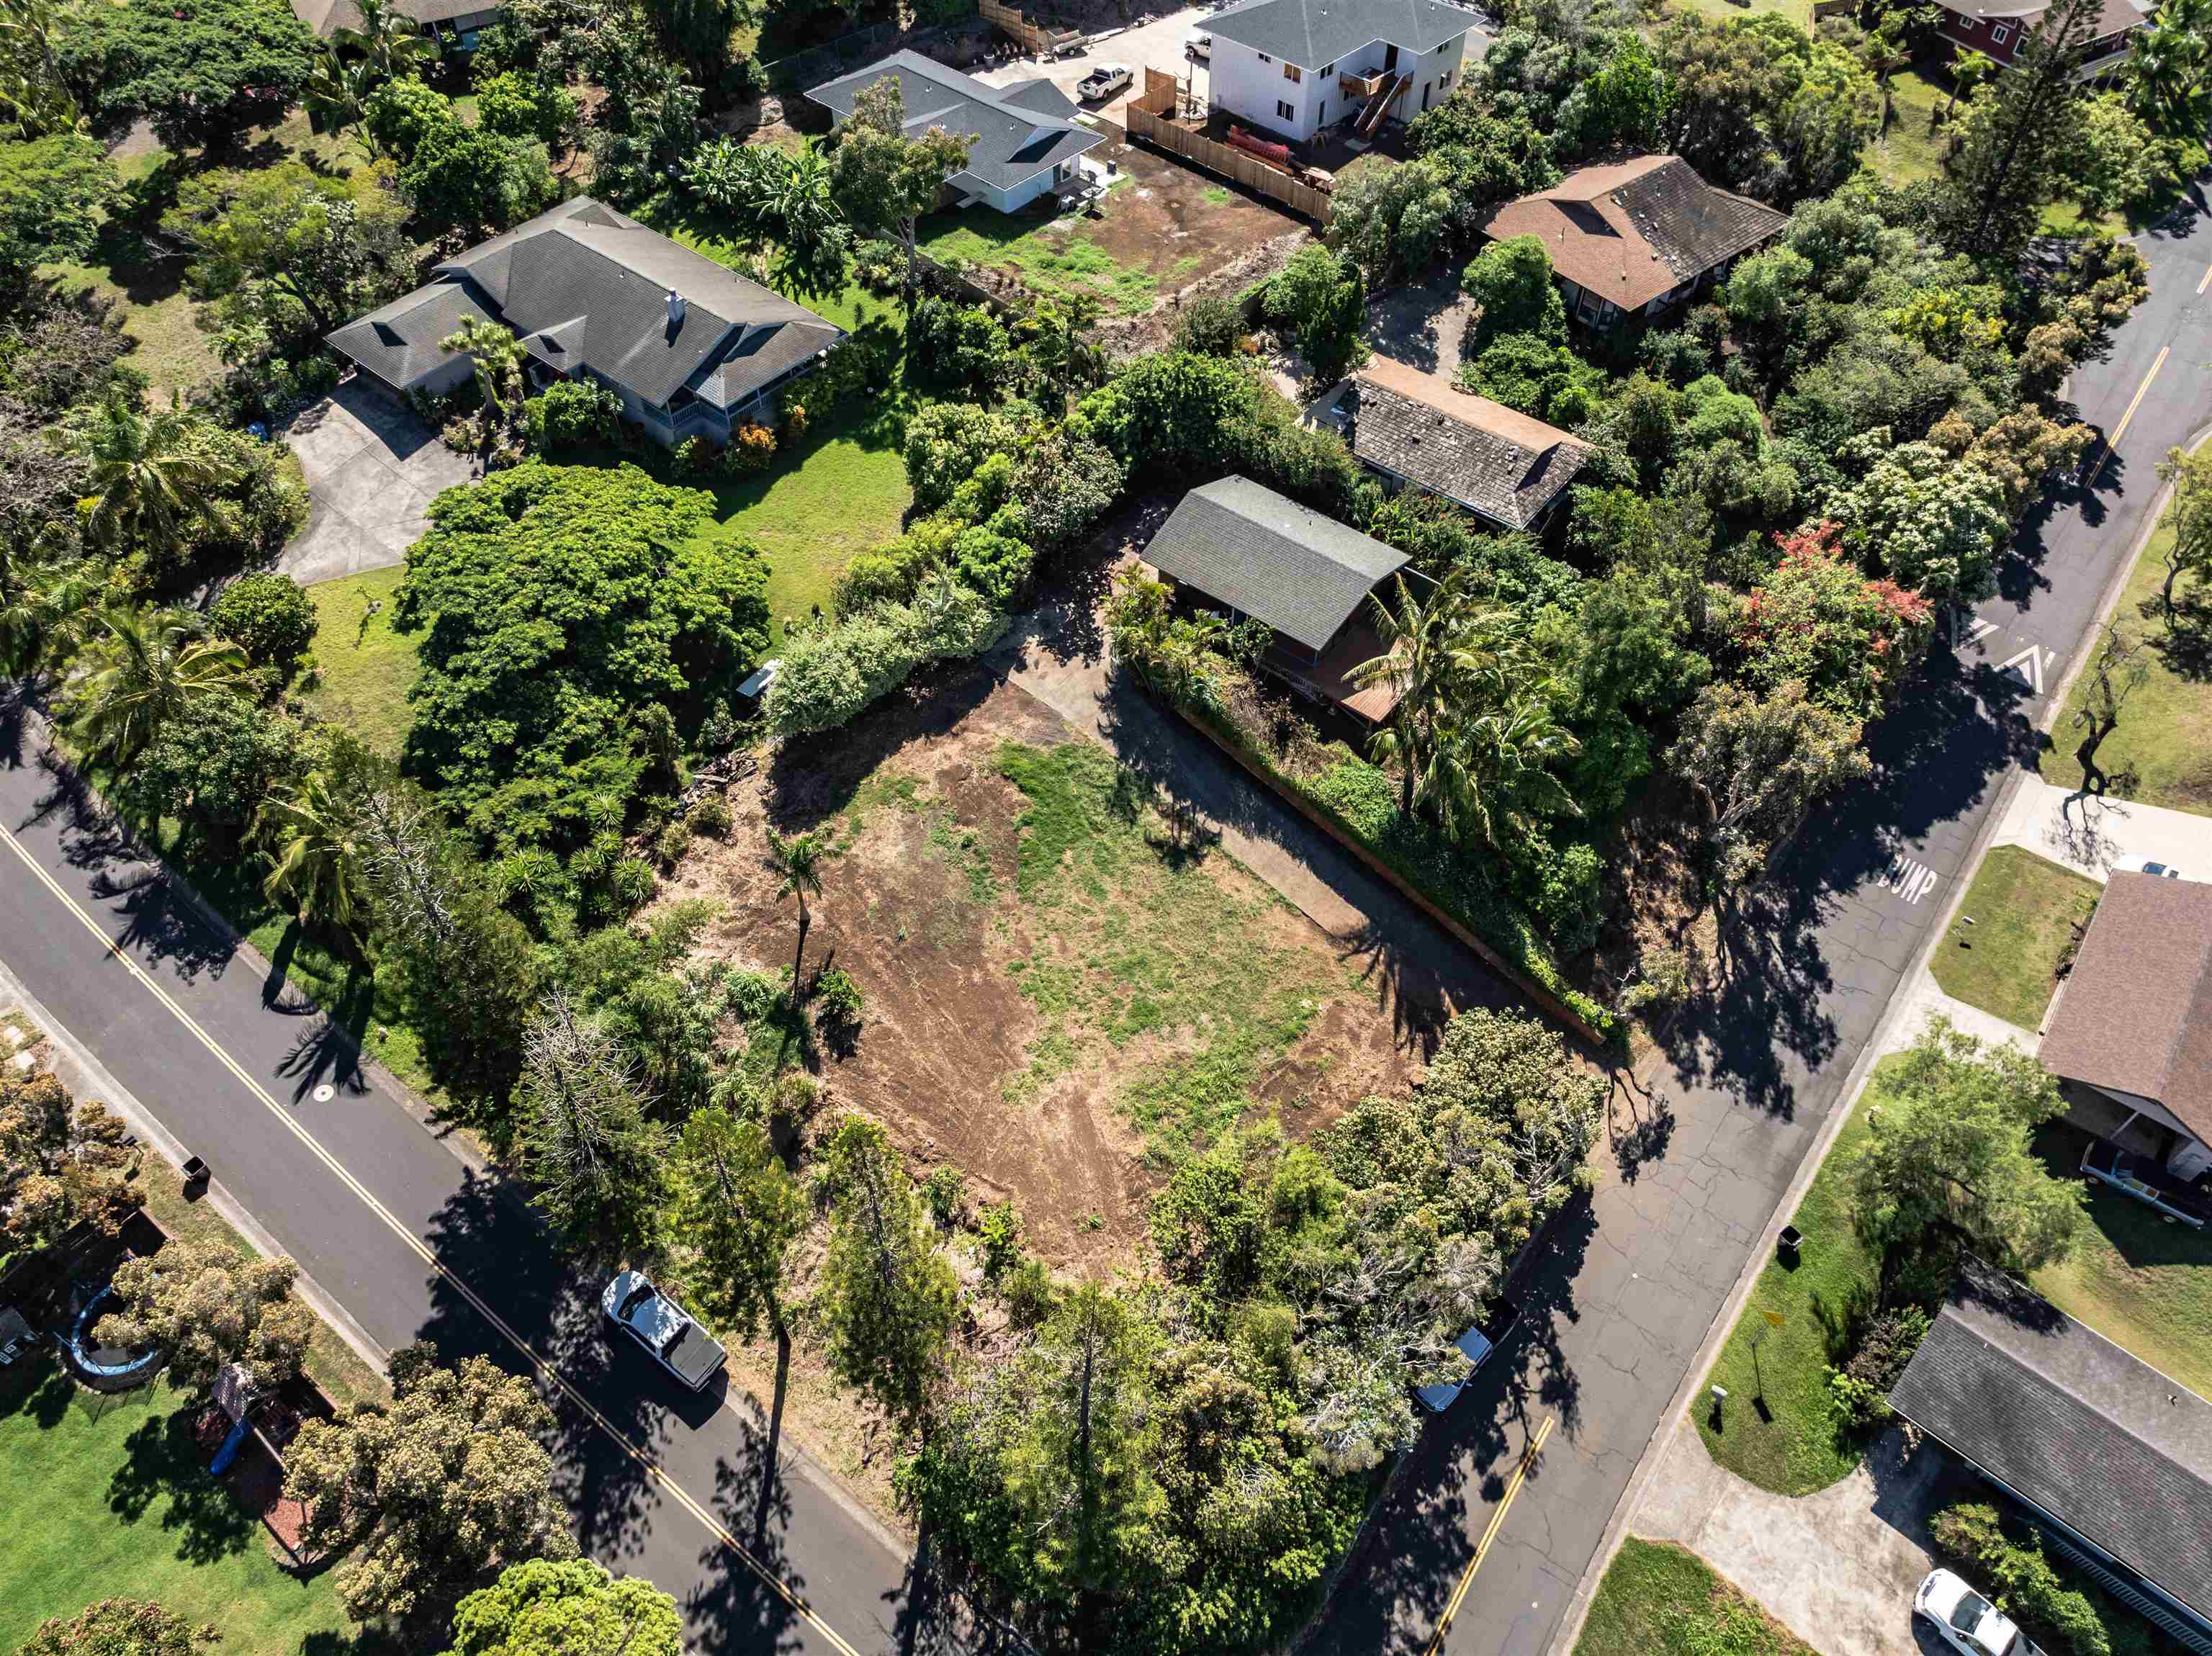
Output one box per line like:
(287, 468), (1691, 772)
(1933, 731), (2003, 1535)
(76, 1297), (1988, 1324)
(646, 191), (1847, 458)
(976, 1200), (1022, 1279)
(1927, 1502), (2117, 1656)
(673, 436), (714, 474)
(724, 421), (776, 474)
(810, 338), (887, 410)
(686, 794), (732, 837)
(997, 1256), (1055, 1328)
(209, 570), (315, 681)
(525, 379), (621, 449)
(763, 577), (1008, 738)
(781, 400), (809, 444)
(1172, 292), (1246, 356)
(812, 965), (863, 1049)
(921, 1166), (968, 1230)
(653, 818), (692, 869)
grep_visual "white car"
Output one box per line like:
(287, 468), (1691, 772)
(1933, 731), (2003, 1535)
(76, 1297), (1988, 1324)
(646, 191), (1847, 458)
(1917, 1569), (2044, 1656)
(2112, 855), (2184, 879)
(1077, 63), (1133, 100)
(602, 1271), (726, 1391)
(1186, 29), (1212, 58)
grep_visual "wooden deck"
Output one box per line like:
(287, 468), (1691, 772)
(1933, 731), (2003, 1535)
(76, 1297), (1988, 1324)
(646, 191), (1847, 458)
(1264, 619), (1399, 724)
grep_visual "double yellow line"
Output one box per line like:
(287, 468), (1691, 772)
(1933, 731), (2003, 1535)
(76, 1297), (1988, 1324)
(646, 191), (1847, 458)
(0, 821), (864, 1656)
(1424, 1414), (1556, 1656)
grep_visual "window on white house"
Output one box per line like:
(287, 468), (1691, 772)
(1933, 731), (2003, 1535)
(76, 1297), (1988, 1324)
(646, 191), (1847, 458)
(1959, 13), (1977, 25)
(1257, 50), (1272, 60)
(1991, 22), (2010, 40)
(1318, 101), (1327, 122)
(1276, 98), (1295, 120)
(1284, 62), (1301, 81)
(1321, 60), (1336, 76)
(1439, 68), (1452, 88)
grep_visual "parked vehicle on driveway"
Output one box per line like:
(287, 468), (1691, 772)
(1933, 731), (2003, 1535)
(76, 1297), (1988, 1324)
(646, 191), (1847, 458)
(603, 1270), (726, 1391)
(1413, 1302), (1521, 1413)
(1917, 1569), (2044, 1656)
(1078, 63), (1133, 100)
(1186, 29), (1211, 58)
(2111, 855), (2185, 879)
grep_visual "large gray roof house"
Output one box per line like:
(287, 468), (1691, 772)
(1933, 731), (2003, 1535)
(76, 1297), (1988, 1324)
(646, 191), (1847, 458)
(289, 0), (498, 42)
(325, 197), (845, 447)
(806, 53), (1105, 215)
(1141, 476), (1410, 722)
(1889, 1261), (2212, 1650)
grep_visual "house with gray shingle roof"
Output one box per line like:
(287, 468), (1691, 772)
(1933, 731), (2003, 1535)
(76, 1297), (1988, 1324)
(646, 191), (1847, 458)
(289, 0), (498, 44)
(325, 197), (845, 449)
(1477, 156), (1787, 330)
(1140, 476), (1411, 723)
(1887, 1260), (2212, 1652)
(1205, 0), (1483, 145)
(806, 52), (1107, 214)
(1331, 355), (1590, 532)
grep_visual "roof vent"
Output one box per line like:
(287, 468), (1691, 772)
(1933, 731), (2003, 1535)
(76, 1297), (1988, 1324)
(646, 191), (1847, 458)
(667, 289), (685, 327)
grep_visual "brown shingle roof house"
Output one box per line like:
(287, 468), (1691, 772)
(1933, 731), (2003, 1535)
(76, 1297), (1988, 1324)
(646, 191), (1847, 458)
(1335, 356), (1590, 531)
(2037, 871), (2212, 1173)
(1475, 155), (1787, 328)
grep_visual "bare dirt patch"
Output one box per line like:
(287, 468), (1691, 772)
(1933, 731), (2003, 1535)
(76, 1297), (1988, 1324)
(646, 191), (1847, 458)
(663, 667), (1426, 1274)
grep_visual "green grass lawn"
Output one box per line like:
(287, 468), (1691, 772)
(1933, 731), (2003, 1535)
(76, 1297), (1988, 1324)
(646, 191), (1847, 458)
(1667, 0), (1812, 28)
(302, 567), (421, 760)
(0, 1362), (385, 1656)
(1863, 69), (2123, 235)
(2031, 1122), (2212, 1398)
(917, 190), (1179, 317)
(1929, 847), (2100, 1031)
(2040, 513), (2212, 815)
(1578, 1539), (1817, 1656)
(1695, 1063), (1889, 1495)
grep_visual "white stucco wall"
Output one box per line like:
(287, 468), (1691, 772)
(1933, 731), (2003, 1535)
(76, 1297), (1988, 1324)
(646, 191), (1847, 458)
(1209, 27), (1468, 140)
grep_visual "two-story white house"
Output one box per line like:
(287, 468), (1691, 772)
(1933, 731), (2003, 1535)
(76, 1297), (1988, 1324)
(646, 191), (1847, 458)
(1205, 0), (1483, 145)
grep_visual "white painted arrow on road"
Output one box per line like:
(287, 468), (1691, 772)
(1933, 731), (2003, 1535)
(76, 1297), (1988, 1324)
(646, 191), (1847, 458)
(1997, 644), (2049, 697)
(1952, 610), (2000, 651)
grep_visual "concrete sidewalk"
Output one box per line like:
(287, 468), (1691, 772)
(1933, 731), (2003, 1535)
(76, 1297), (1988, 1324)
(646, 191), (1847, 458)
(1991, 776), (2212, 883)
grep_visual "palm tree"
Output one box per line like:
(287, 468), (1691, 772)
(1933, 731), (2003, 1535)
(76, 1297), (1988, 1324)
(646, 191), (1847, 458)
(71, 399), (236, 563)
(1349, 569), (1511, 819)
(0, 554), (98, 679)
(1429, 682), (1582, 850)
(256, 770), (368, 934)
(764, 828), (830, 1010)
(63, 608), (253, 769)
(305, 45), (381, 154)
(440, 317), (526, 426)
(331, 0), (439, 84)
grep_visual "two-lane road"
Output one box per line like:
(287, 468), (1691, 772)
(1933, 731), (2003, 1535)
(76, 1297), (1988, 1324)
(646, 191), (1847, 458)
(0, 742), (931, 1655)
(1309, 198), (2212, 1656)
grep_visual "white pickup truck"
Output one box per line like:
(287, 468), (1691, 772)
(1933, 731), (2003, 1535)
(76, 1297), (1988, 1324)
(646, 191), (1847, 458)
(1077, 63), (1133, 101)
(603, 1271), (726, 1392)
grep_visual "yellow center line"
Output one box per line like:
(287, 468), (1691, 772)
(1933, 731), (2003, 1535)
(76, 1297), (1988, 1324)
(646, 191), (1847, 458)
(1424, 1414), (1557, 1656)
(2196, 262), (2212, 297)
(0, 821), (864, 1656)
(2086, 343), (2169, 481)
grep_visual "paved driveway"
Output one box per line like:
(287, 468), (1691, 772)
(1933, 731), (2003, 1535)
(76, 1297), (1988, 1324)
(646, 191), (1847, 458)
(975, 4), (1213, 123)
(279, 377), (477, 585)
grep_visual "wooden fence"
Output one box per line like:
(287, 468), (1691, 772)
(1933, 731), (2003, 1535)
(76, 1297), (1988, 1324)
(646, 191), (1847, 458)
(978, 0), (1081, 56)
(1120, 73), (1334, 225)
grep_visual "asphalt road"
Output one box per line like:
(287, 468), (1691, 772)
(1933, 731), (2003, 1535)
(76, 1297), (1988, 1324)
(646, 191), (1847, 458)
(0, 729), (955, 1655)
(1304, 198), (2212, 1656)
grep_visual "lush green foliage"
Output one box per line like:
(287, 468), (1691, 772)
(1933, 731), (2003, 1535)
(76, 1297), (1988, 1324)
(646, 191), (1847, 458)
(441, 1560), (681, 1656)
(57, 0), (315, 150)
(209, 571), (316, 682)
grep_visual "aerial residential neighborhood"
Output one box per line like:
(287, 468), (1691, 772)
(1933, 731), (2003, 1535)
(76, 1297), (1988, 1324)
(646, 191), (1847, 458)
(4, 0), (2212, 1652)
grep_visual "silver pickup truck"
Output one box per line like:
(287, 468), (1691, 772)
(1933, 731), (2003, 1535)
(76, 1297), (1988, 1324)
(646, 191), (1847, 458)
(602, 1271), (727, 1392)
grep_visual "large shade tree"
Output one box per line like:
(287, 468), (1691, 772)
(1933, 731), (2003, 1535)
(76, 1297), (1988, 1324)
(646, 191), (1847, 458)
(825, 78), (971, 297)
(440, 1559), (682, 1656)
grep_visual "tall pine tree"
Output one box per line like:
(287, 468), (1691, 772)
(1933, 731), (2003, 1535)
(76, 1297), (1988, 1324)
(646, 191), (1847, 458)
(1938, 0), (2102, 264)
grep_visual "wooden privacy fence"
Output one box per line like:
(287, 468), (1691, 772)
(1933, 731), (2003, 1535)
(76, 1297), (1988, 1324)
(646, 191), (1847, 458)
(978, 0), (1081, 55)
(1122, 71), (1334, 225)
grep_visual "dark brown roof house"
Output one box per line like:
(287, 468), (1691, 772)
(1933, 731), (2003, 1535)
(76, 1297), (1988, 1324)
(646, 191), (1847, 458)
(1475, 155), (1788, 329)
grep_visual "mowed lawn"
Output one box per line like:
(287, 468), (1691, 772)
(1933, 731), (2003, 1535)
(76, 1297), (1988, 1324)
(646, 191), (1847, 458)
(1577, 1539), (1818, 1656)
(303, 567), (420, 759)
(2031, 1122), (2212, 1399)
(1929, 847), (2100, 1032)
(2040, 513), (2212, 815)
(1863, 69), (2121, 235)
(0, 1363), (380, 1656)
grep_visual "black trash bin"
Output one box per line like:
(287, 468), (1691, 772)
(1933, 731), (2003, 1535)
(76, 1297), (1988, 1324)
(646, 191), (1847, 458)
(1777, 1224), (1803, 1262)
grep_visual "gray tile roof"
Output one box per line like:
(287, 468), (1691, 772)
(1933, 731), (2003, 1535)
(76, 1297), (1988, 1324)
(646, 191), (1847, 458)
(1342, 360), (1588, 530)
(1889, 1260), (2212, 1620)
(289, 0), (495, 37)
(328, 198), (843, 413)
(1207, 0), (1480, 69)
(805, 51), (1105, 194)
(1143, 475), (1408, 652)
(325, 280), (498, 391)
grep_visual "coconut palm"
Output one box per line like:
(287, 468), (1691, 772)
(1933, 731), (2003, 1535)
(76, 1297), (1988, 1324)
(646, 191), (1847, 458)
(71, 399), (235, 563)
(305, 45), (381, 153)
(256, 769), (368, 933)
(1349, 569), (1512, 819)
(0, 554), (98, 679)
(763, 827), (830, 1011)
(62, 608), (253, 769)
(440, 316), (527, 422)
(2128, 0), (2212, 134)
(1429, 682), (1582, 851)
(331, 0), (439, 84)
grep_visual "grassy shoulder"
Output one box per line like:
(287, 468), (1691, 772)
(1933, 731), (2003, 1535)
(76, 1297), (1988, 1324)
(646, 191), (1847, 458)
(1577, 1539), (1818, 1656)
(2039, 514), (2212, 815)
(1929, 847), (2100, 1032)
(0, 1360), (385, 1656)
(132, 1149), (390, 1412)
(1694, 1061), (1887, 1495)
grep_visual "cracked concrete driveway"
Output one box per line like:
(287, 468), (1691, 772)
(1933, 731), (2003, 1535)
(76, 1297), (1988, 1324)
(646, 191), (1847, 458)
(278, 378), (477, 585)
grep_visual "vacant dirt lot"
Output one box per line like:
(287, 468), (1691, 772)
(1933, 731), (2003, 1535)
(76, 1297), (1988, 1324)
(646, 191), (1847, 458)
(662, 667), (1424, 1272)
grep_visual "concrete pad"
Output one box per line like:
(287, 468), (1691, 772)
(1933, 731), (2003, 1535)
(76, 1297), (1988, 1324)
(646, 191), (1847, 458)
(1888, 966), (2041, 1052)
(1992, 775), (2212, 885)
(1635, 1421), (1963, 1656)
